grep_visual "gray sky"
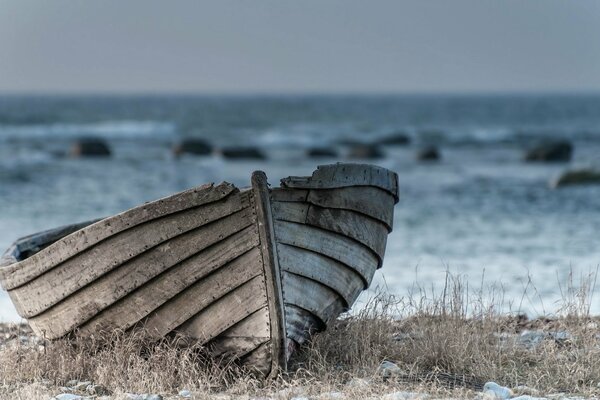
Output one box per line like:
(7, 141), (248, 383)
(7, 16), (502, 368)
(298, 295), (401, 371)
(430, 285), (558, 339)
(1, 0), (599, 94)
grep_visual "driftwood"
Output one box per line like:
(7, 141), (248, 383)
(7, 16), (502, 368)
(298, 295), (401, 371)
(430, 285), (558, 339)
(0, 163), (399, 378)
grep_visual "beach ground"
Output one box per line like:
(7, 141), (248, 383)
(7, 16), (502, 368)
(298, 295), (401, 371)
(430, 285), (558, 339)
(1, 277), (599, 400)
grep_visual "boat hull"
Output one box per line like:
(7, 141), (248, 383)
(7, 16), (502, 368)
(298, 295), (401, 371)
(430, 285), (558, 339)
(0, 163), (398, 377)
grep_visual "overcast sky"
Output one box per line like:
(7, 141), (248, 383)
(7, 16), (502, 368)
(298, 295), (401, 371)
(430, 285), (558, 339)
(1, 0), (599, 94)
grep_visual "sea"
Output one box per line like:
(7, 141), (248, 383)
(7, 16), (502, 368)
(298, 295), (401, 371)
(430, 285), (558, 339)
(1, 94), (599, 321)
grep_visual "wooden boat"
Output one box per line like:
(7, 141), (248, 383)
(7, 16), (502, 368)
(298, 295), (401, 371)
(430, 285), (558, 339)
(0, 163), (398, 377)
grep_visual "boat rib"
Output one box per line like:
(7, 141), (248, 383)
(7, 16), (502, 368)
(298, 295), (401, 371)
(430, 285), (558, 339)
(0, 163), (398, 378)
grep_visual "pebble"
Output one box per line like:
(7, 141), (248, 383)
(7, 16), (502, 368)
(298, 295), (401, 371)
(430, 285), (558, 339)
(179, 389), (192, 398)
(511, 396), (549, 400)
(52, 394), (86, 400)
(381, 391), (428, 400)
(378, 360), (402, 378)
(126, 394), (163, 400)
(482, 382), (514, 399)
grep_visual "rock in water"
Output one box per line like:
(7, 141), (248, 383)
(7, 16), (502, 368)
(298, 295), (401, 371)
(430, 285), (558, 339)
(377, 133), (411, 146)
(347, 143), (384, 159)
(416, 146), (440, 161)
(173, 138), (213, 156)
(221, 146), (266, 160)
(552, 169), (600, 188)
(70, 138), (111, 157)
(306, 147), (339, 158)
(524, 141), (573, 162)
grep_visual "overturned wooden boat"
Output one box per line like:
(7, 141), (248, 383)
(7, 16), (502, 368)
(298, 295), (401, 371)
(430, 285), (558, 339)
(0, 163), (398, 377)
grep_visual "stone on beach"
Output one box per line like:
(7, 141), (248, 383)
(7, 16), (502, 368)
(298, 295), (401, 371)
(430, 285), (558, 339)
(524, 141), (573, 162)
(381, 392), (428, 400)
(172, 138), (213, 156)
(378, 360), (402, 378)
(52, 394), (86, 400)
(482, 382), (514, 399)
(126, 394), (163, 400)
(70, 138), (111, 158)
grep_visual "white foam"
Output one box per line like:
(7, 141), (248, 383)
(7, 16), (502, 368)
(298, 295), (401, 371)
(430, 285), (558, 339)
(0, 120), (176, 141)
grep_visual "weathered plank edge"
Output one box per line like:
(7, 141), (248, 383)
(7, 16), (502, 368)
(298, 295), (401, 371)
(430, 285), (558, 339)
(280, 163), (399, 201)
(251, 171), (287, 378)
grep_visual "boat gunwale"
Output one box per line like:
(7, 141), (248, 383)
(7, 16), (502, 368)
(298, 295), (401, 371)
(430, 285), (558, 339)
(0, 182), (238, 290)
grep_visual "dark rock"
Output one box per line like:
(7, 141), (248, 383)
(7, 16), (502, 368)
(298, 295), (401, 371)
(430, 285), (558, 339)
(173, 138), (213, 156)
(70, 138), (111, 157)
(524, 141), (573, 162)
(306, 147), (339, 158)
(552, 169), (600, 188)
(377, 133), (411, 146)
(417, 146), (440, 161)
(347, 144), (384, 159)
(221, 146), (266, 160)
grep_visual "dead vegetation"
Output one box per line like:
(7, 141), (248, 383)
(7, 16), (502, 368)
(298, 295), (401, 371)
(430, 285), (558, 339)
(0, 271), (599, 399)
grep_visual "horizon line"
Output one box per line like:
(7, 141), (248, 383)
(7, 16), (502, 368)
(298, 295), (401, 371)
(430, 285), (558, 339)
(2, 88), (600, 98)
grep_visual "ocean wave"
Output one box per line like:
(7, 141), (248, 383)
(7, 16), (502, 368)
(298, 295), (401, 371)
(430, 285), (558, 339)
(0, 120), (176, 141)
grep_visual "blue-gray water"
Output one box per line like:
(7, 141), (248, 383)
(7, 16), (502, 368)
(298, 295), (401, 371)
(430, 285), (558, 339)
(1, 94), (599, 321)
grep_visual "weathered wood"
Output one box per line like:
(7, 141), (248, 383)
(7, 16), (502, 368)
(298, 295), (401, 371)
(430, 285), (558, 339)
(2, 219), (100, 263)
(175, 274), (268, 342)
(78, 227), (260, 337)
(282, 272), (346, 326)
(1, 182), (237, 289)
(270, 188), (309, 203)
(307, 186), (396, 230)
(281, 163), (399, 201)
(28, 214), (256, 338)
(12, 196), (251, 318)
(274, 220), (379, 286)
(210, 306), (271, 358)
(276, 243), (364, 305)
(272, 201), (388, 261)
(0, 163), (400, 378)
(240, 341), (272, 377)
(251, 171), (287, 377)
(284, 304), (323, 346)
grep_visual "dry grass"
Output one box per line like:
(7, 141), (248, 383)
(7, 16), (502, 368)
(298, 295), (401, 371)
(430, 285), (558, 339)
(1, 271), (599, 399)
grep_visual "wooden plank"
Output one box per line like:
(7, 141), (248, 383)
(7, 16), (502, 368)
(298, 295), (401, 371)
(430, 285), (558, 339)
(27, 213), (256, 338)
(11, 194), (251, 318)
(270, 188), (309, 203)
(282, 272), (346, 326)
(272, 201), (388, 261)
(307, 186), (396, 230)
(274, 221), (379, 286)
(281, 163), (399, 201)
(2, 219), (101, 265)
(251, 171), (287, 377)
(175, 274), (268, 343)
(77, 227), (260, 337)
(209, 306), (270, 358)
(1, 182), (237, 290)
(240, 341), (272, 377)
(284, 304), (323, 346)
(276, 243), (364, 306)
